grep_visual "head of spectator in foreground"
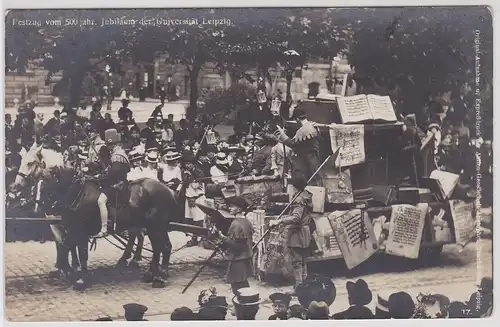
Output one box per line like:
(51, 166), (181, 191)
(232, 288), (261, 320)
(374, 290), (392, 319)
(467, 291), (493, 318)
(123, 303), (148, 321)
(288, 304), (306, 320)
(388, 291), (415, 319)
(347, 278), (372, 307)
(306, 301), (329, 320)
(448, 301), (471, 318)
(417, 293), (450, 318)
(171, 307), (196, 321)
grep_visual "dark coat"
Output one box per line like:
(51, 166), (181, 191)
(280, 191), (312, 248)
(332, 305), (374, 319)
(221, 217), (253, 284)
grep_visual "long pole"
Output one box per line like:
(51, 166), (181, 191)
(181, 248), (219, 294)
(252, 151), (336, 251)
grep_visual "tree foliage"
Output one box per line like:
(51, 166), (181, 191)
(347, 7), (493, 116)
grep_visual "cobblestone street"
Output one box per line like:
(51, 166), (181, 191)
(4, 230), (492, 322)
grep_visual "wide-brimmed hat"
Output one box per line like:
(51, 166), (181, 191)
(104, 129), (121, 144)
(129, 150), (144, 162)
(232, 288), (263, 306)
(215, 152), (228, 165)
(164, 151), (181, 161)
(346, 279), (372, 306)
(226, 196), (249, 211)
(145, 151), (159, 163)
(375, 290), (393, 312)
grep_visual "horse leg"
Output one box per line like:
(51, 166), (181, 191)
(117, 231), (135, 267)
(147, 228), (166, 288)
(73, 239), (89, 291)
(70, 246), (80, 270)
(49, 242), (71, 281)
(134, 230), (145, 262)
(160, 231), (172, 278)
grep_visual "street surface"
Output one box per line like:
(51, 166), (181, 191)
(3, 230), (492, 322)
(5, 99), (188, 124)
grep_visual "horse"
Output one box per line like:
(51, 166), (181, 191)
(11, 143), (183, 289)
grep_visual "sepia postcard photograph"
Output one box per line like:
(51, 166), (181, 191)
(2, 4), (494, 322)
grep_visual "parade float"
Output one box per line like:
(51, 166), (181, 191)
(206, 91), (479, 281)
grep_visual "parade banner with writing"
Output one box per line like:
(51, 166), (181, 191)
(448, 200), (476, 248)
(329, 209), (379, 269)
(312, 214), (343, 259)
(386, 203), (428, 259)
(259, 216), (294, 278)
(322, 154), (354, 203)
(329, 124), (365, 167)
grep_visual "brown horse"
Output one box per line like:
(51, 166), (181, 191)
(11, 143), (183, 289)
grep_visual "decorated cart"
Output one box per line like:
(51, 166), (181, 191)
(241, 95), (477, 280)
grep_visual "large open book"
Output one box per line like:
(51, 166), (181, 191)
(336, 94), (398, 124)
(421, 170), (460, 200)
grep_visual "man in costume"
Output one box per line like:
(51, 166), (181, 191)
(95, 128), (130, 237)
(268, 175), (312, 291)
(212, 196), (253, 295)
(274, 108), (321, 185)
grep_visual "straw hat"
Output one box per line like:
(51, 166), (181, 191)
(163, 151), (181, 162)
(215, 152), (228, 165)
(145, 151), (159, 163)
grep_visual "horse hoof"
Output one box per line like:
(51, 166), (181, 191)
(142, 272), (153, 283)
(159, 269), (169, 279)
(48, 269), (67, 281)
(73, 278), (87, 291)
(128, 259), (140, 268)
(116, 258), (128, 267)
(152, 278), (167, 288)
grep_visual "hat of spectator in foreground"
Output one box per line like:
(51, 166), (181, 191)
(307, 301), (330, 319)
(170, 306), (196, 321)
(226, 196), (249, 211)
(269, 292), (292, 307)
(123, 303), (148, 316)
(104, 129), (121, 144)
(296, 274), (336, 308)
(232, 288), (262, 320)
(215, 152), (228, 165)
(95, 317), (113, 321)
(448, 301), (470, 318)
(477, 277), (493, 294)
(346, 279), (372, 306)
(375, 290), (393, 313)
(164, 151), (181, 161)
(233, 288), (262, 306)
(388, 291), (415, 319)
(145, 151), (159, 163)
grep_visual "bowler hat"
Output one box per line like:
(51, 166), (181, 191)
(296, 274), (336, 307)
(388, 292), (415, 319)
(123, 303), (148, 316)
(171, 307), (196, 321)
(478, 277), (493, 294)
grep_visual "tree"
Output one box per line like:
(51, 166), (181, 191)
(347, 6), (493, 125)
(5, 9), (144, 108)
